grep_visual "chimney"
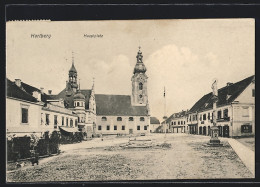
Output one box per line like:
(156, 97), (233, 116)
(15, 79), (21, 87)
(226, 82), (233, 87)
(48, 90), (52, 95)
(40, 87), (44, 94)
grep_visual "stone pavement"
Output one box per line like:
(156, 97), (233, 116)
(226, 138), (255, 176)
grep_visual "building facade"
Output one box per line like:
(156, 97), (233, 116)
(186, 75), (255, 138)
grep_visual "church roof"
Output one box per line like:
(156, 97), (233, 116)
(150, 117), (160, 124)
(95, 94), (148, 116)
(6, 79), (38, 102)
(69, 63), (77, 73)
(189, 75), (255, 113)
(74, 90), (85, 100)
(55, 88), (92, 109)
(134, 48), (147, 74)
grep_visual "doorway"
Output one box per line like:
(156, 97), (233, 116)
(223, 126), (229, 137)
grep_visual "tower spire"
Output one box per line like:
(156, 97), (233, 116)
(92, 77), (95, 90)
(72, 51), (74, 65)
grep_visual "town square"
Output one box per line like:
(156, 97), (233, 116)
(6, 19), (255, 182)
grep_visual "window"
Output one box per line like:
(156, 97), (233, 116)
(139, 82), (143, 90)
(144, 126), (147, 130)
(242, 107), (249, 117)
(137, 126), (140, 130)
(107, 125), (110, 130)
(62, 116), (64, 126)
(203, 114), (206, 120)
(77, 102), (79, 107)
(140, 117), (145, 121)
(199, 115), (202, 121)
(101, 117), (107, 121)
(184, 121), (185, 125)
(171, 122), (173, 125)
(241, 124), (252, 133)
(223, 109), (228, 118)
(75, 119), (78, 127)
(70, 119), (73, 127)
(40, 113), (43, 125)
(252, 89), (255, 97)
(208, 113), (210, 120)
(129, 117), (134, 121)
(181, 121), (183, 125)
(54, 115), (58, 129)
(46, 114), (50, 125)
(117, 117), (122, 121)
(122, 126), (125, 130)
(98, 125), (102, 130)
(174, 122), (176, 125)
(66, 117), (68, 127)
(21, 108), (28, 124)
(114, 125), (117, 130)
(178, 121), (180, 125)
(217, 111), (222, 119)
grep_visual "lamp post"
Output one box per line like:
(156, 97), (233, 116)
(209, 79), (222, 146)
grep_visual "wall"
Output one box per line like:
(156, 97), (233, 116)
(96, 115), (150, 135)
(6, 98), (42, 136)
(41, 106), (78, 133)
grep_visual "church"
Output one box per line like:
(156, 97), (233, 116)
(51, 47), (151, 136)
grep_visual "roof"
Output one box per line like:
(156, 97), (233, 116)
(189, 75), (255, 113)
(20, 81), (54, 103)
(69, 63), (77, 73)
(165, 110), (188, 123)
(150, 117), (160, 124)
(95, 94), (148, 116)
(6, 79), (38, 103)
(55, 88), (92, 109)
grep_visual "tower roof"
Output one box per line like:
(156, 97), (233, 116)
(74, 89), (85, 100)
(133, 47), (147, 74)
(69, 62), (77, 73)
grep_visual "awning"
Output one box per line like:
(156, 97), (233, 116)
(59, 126), (79, 133)
(188, 123), (198, 126)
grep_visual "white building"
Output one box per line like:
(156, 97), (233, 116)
(187, 75), (255, 138)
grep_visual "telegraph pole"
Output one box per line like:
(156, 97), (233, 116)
(163, 86), (167, 139)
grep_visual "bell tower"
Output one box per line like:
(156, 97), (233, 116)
(131, 47), (148, 106)
(66, 52), (78, 95)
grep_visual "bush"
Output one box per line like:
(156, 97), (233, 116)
(49, 131), (60, 154)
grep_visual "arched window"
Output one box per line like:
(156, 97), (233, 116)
(129, 117), (134, 121)
(77, 102), (79, 107)
(101, 117), (107, 121)
(171, 122), (173, 125)
(139, 82), (143, 90)
(140, 117), (145, 121)
(117, 117), (122, 121)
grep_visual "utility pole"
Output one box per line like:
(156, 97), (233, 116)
(163, 86), (167, 139)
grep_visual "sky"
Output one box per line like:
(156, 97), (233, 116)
(6, 19), (255, 121)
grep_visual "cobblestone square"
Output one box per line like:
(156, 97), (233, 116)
(7, 134), (253, 182)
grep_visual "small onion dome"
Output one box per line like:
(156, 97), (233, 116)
(69, 63), (77, 73)
(74, 90), (85, 100)
(134, 49), (147, 74)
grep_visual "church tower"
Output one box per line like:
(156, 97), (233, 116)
(131, 47), (148, 106)
(66, 52), (78, 95)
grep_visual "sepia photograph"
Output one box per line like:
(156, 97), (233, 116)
(6, 19), (255, 182)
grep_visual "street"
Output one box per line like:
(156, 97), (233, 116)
(7, 133), (253, 182)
